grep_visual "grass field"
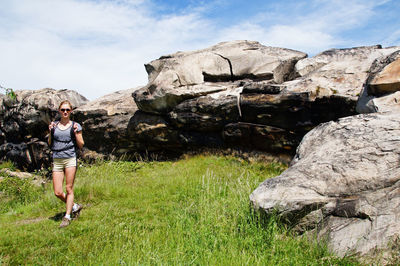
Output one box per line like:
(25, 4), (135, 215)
(0, 155), (359, 265)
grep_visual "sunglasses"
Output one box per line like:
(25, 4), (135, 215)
(60, 108), (71, 112)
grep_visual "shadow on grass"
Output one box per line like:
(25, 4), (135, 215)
(49, 212), (65, 221)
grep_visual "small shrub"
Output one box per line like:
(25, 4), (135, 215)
(0, 85), (16, 100)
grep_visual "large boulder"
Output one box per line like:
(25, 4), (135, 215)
(133, 40), (307, 114)
(250, 112), (400, 257)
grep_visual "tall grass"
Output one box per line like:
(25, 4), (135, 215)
(0, 156), (358, 265)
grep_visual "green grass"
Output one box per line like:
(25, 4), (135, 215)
(0, 155), (359, 265)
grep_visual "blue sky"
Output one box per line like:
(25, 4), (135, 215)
(0, 0), (399, 100)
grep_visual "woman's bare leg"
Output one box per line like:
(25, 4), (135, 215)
(64, 167), (77, 215)
(53, 171), (66, 202)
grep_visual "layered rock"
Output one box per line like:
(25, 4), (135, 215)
(133, 40), (307, 114)
(132, 43), (400, 156)
(288, 45), (400, 99)
(250, 112), (400, 256)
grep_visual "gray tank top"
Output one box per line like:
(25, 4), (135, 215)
(52, 122), (82, 159)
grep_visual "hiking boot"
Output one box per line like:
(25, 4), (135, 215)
(72, 203), (83, 214)
(59, 217), (71, 228)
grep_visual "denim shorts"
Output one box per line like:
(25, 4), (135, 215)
(52, 157), (77, 172)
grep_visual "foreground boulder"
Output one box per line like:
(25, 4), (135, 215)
(250, 112), (400, 256)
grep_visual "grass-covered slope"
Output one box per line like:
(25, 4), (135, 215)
(0, 155), (358, 265)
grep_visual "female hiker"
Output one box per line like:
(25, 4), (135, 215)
(48, 100), (84, 228)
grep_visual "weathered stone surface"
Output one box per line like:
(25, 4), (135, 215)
(240, 92), (312, 131)
(241, 81), (284, 94)
(357, 50), (400, 113)
(357, 90), (400, 113)
(250, 112), (400, 256)
(368, 51), (400, 96)
(127, 111), (182, 151)
(168, 87), (242, 132)
(127, 110), (225, 152)
(289, 45), (400, 99)
(133, 83), (228, 115)
(74, 88), (139, 156)
(223, 122), (300, 153)
(133, 40), (306, 114)
(240, 92), (356, 131)
(0, 140), (50, 171)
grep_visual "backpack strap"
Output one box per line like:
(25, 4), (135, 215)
(70, 121), (78, 152)
(49, 121), (60, 149)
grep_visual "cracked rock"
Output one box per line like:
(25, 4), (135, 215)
(133, 40), (306, 114)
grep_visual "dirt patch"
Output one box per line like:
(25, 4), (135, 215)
(15, 217), (46, 225)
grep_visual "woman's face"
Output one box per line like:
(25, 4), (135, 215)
(59, 103), (72, 119)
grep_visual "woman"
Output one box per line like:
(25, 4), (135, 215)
(48, 100), (84, 228)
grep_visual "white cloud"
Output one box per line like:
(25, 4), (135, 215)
(218, 23), (336, 56)
(217, 0), (394, 55)
(0, 0), (214, 100)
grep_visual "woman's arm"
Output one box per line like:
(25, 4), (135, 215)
(48, 122), (56, 145)
(75, 131), (84, 149)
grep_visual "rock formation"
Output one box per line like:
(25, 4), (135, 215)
(131, 42), (399, 155)
(2, 41), (399, 167)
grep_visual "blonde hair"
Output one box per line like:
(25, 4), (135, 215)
(58, 100), (73, 110)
